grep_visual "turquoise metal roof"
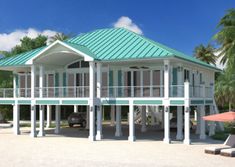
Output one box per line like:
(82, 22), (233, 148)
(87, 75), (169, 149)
(0, 47), (45, 67)
(0, 28), (219, 70)
(67, 28), (172, 60)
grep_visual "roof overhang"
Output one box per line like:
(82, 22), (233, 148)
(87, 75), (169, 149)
(26, 40), (94, 65)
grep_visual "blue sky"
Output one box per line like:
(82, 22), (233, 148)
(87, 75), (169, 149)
(0, 0), (234, 55)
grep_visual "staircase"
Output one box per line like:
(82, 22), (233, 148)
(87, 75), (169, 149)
(134, 106), (142, 124)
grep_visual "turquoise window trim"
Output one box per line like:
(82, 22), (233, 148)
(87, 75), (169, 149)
(102, 100), (129, 105)
(133, 100), (163, 105)
(62, 100), (88, 105)
(36, 100), (60, 105)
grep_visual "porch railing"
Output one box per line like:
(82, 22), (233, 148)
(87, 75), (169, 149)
(0, 85), (213, 98)
(0, 88), (14, 98)
(35, 86), (90, 98)
(189, 85), (203, 98)
(169, 85), (184, 97)
(101, 86), (164, 98)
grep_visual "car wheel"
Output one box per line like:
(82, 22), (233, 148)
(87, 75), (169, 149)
(69, 123), (73, 127)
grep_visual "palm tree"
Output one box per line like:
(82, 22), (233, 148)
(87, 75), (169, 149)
(49, 33), (70, 43)
(215, 71), (235, 111)
(214, 8), (235, 70)
(193, 44), (217, 65)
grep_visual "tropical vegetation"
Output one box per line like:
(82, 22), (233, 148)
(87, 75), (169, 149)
(214, 8), (235, 111)
(193, 44), (217, 65)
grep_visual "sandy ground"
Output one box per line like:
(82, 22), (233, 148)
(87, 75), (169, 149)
(0, 124), (234, 167)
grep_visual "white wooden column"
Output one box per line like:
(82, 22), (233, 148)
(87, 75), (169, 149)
(30, 65), (37, 138)
(38, 65), (45, 136)
(96, 106), (103, 140)
(85, 106), (89, 129)
(74, 105), (78, 113)
(195, 106), (200, 134)
(38, 105), (45, 136)
(199, 105), (206, 139)
(200, 84), (206, 139)
(55, 105), (61, 134)
(13, 104), (20, 135)
(163, 60), (170, 143)
(96, 62), (102, 140)
(30, 105), (37, 137)
(164, 60), (169, 99)
(46, 105), (52, 128)
(209, 105), (215, 136)
(141, 106), (147, 132)
(209, 84), (215, 136)
(88, 61), (95, 141)
(163, 106), (170, 143)
(13, 72), (18, 98)
(39, 65), (44, 97)
(13, 73), (20, 135)
(115, 105), (122, 137)
(128, 101), (135, 141)
(110, 106), (115, 126)
(176, 106), (183, 140)
(184, 81), (191, 144)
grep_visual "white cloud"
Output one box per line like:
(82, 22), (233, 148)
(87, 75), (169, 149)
(0, 28), (58, 51)
(113, 16), (143, 35)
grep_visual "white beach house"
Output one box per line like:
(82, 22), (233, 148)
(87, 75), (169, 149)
(0, 28), (220, 144)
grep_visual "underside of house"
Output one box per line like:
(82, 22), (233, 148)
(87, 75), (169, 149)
(0, 28), (222, 144)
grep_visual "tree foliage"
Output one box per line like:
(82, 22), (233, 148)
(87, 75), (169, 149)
(193, 44), (217, 65)
(214, 8), (235, 110)
(2, 35), (48, 58)
(49, 32), (70, 43)
(0, 35), (48, 121)
(214, 8), (235, 71)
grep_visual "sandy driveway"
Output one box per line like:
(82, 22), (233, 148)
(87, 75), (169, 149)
(0, 126), (234, 167)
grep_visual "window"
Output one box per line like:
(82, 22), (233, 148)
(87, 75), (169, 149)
(68, 61), (80, 69)
(81, 60), (89, 68)
(67, 60), (89, 69)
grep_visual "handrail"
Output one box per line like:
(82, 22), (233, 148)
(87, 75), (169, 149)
(0, 85), (213, 98)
